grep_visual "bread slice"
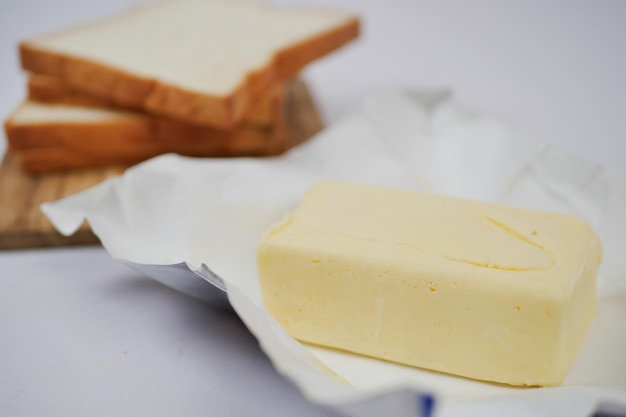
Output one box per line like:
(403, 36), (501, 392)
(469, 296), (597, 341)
(5, 101), (287, 173)
(20, 0), (358, 128)
(27, 73), (285, 127)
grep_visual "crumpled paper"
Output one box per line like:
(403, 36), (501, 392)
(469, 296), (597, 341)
(42, 89), (626, 417)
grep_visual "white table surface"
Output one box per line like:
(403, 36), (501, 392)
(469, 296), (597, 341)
(1, 1), (625, 416)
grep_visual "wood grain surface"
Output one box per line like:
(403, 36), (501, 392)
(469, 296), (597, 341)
(0, 80), (323, 250)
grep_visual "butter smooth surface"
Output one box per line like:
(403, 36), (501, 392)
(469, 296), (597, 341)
(257, 181), (603, 386)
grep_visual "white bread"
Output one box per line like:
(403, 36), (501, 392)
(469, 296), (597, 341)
(20, 0), (359, 128)
(27, 73), (285, 127)
(5, 101), (287, 173)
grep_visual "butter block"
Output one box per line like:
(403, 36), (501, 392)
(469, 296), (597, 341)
(257, 181), (603, 386)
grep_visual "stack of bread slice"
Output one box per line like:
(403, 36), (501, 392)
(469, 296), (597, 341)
(4, 0), (359, 173)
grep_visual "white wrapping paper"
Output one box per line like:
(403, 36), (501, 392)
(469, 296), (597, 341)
(42, 90), (626, 417)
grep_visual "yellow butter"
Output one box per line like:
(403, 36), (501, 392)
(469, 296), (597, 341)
(257, 181), (602, 386)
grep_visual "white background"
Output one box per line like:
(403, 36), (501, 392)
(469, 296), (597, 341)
(1, 1), (625, 416)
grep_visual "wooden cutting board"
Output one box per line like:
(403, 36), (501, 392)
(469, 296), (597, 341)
(0, 80), (323, 250)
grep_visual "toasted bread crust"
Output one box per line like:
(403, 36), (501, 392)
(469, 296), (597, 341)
(20, 17), (358, 128)
(4, 105), (288, 173)
(27, 74), (286, 127)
